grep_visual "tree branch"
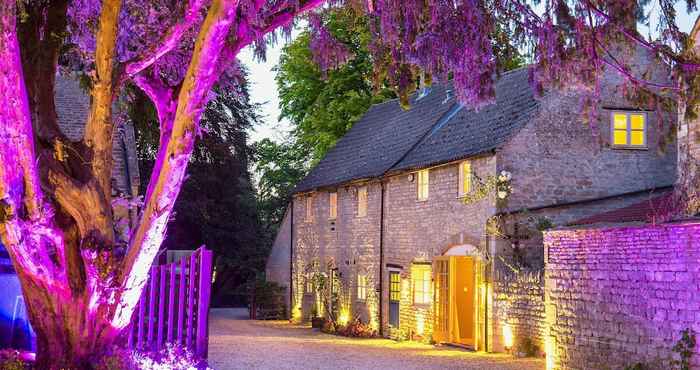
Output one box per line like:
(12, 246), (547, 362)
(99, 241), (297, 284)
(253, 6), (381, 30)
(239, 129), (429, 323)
(125, 0), (209, 77)
(0, 0), (66, 284)
(82, 0), (123, 243)
(112, 0), (239, 330)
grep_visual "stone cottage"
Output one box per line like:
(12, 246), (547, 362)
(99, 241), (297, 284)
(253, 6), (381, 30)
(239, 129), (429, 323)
(266, 48), (677, 354)
(0, 74), (140, 351)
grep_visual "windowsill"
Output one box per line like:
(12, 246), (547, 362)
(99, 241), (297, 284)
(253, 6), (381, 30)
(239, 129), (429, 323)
(328, 217), (337, 221)
(611, 145), (648, 150)
(413, 303), (431, 308)
(417, 198), (429, 202)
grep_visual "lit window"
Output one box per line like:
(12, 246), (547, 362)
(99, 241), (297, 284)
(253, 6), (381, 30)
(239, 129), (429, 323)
(305, 196), (313, 222)
(612, 111), (646, 148)
(458, 161), (472, 197)
(357, 274), (367, 301)
(306, 275), (314, 294)
(329, 192), (337, 219)
(417, 169), (429, 201)
(412, 264), (432, 305)
(389, 272), (401, 302)
(357, 186), (368, 217)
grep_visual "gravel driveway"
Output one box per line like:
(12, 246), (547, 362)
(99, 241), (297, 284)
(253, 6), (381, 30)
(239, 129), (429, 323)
(208, 308), (545, 370)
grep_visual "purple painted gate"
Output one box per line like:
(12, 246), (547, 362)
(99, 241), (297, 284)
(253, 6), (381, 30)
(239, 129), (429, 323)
(127, 246), (213, 358)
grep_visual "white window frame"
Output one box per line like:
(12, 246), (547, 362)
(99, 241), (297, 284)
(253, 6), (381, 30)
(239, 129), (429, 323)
(329, 192), (338, 220)
(357, 274), (367, 301)
(417, 169), (429, 201)
(458, 160), (472, 197)
(357, 186), (368, 217)
(412, 264), (432, 305)
(610, 111), (648, 149)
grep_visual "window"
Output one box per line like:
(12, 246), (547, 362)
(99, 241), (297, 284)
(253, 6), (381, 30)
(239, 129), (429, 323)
(417, 169), (429, 201)
(458, 161), (472, 197)
(389, 271), (401, 327)
(357, 274), (367, 301)
(612, 111), (647, 148)
(305, 275), (314, 294)
(329, 192), (338, 219)
(305, 196), (314, 222)
(412, 264), (431, 305)
(357, 186), (368, 217)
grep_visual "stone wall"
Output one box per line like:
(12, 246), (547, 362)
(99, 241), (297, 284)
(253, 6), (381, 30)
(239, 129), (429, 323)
(499, 46), (676, 212)
(382, 155), (497, 341)
(265, 207), (292, 312)
(492, 268), (546, 354)
(544, 221), (700, 370)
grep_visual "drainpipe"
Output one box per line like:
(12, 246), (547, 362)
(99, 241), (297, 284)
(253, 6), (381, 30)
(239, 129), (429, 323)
(289, 201), (294, 320)
(379, 181), (386, 336)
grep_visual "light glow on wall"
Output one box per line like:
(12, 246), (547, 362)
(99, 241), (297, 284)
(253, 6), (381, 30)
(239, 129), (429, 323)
(338, 307), (350, 326)
(416, 312), (425, 336)
(503, 323), (514, 349)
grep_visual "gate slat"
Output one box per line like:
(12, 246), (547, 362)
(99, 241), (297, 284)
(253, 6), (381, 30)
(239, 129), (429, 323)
(158, 266), (167, 350)
(196, 249), (213, 358)
(147, 266), (158, 350)
(177, 256), (187, 344)
(137, 288), (145, 349)
(167, 262), (176, 343)
(186, 251), (198, 347)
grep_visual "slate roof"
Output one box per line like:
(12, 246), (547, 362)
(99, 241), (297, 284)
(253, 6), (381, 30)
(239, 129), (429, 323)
(392, 68), (537, 171)
(294, 67), (537, 193)
(569, 192), (673, 226)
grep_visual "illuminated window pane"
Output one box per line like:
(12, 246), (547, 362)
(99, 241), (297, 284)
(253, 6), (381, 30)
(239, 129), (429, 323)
(613, 130), (628, 145)
(329, 192), (337, 219)
(613, 113), (628, 129)
(357, 275), (367, 300)
(390, 272), (401, 302)
(357, 186), (368, 217)
(631, 130), (645, 146)
(417, 169), (429, 201)
(460, 161), (472, 196)
(412, 265), (432, 305)
(630, 114), (645, 130)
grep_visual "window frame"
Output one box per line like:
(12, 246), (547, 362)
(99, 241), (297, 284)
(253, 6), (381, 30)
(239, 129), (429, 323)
(610, 110), (648, 149)
(458, 160), (472, 198)
(412, 264), (432, 306)
(305, 195), (314, 222)
(357, 274), (367, 301)
(416, 169), (430, 201)
(357, 186), (368, 217)
(329, 191), (338, 220)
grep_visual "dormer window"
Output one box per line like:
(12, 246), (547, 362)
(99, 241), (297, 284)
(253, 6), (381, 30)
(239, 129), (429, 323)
(357, 186), (368, 217)
(611, 111), (647, 148)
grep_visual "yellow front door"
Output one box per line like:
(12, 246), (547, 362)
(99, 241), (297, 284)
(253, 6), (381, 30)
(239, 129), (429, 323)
(453, 256), (475, 346)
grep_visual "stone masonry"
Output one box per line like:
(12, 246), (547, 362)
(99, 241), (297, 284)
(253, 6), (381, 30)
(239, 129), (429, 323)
(544, 221), (700, 370)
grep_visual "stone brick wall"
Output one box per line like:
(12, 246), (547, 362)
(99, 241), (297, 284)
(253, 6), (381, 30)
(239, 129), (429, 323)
(499, 46), (676, 212)
(544, 221), (700, 370)
(382, 155), (497, 341)
(292, 180), (383, 325)
(266, 207), (292, 312)
(492, 268), (546, 354)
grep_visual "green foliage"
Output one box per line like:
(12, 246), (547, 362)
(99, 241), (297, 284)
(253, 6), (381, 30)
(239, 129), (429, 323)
(517, 337), (540, 358)
(254, 138), (310, 236)
(671, 328), (696, 370)
(276, 8), (395, 163)
(249, 276), (287, 319)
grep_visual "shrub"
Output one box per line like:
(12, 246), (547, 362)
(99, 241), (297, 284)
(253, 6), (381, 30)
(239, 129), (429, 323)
(96, 345), (211, 370)
(0, 350), (28, 370)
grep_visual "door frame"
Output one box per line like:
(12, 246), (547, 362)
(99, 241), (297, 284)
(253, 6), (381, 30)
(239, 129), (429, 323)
(432, 254), (483, 349)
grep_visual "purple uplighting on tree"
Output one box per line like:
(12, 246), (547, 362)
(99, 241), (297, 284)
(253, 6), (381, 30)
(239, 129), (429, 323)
(0, 0), (698, 368)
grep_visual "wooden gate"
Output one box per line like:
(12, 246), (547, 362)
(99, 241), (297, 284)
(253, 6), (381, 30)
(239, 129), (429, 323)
(127, 246), (213, 358)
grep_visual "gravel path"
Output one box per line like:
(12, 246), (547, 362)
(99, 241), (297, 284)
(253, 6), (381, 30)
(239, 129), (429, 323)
(208, 308), (545, 370)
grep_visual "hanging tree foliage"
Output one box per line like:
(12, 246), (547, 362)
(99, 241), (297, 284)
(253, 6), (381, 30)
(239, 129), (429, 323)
(0, 0), (698, 367)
